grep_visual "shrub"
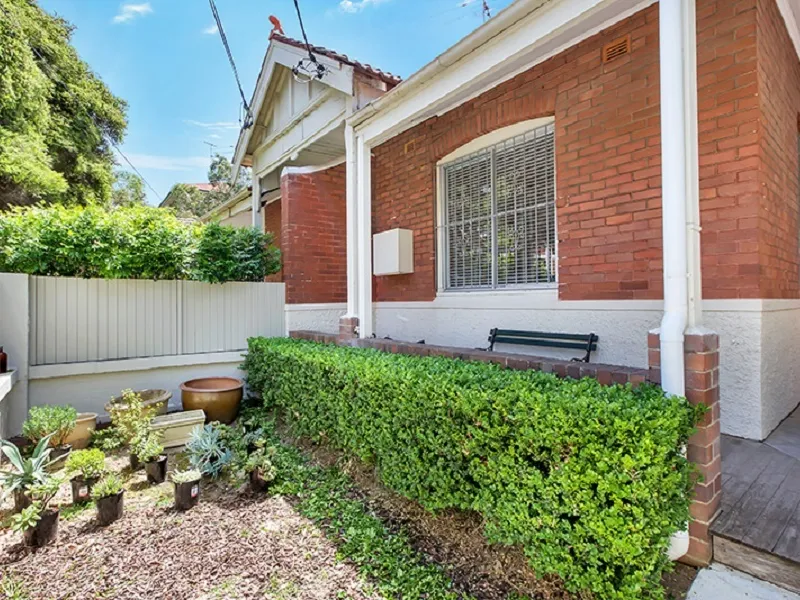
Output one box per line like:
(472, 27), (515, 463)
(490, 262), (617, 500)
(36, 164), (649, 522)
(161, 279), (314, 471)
(0, 204), (281, 283)
(192, 222), (281, 283)
(243, 337), (702, 600)
(65, 448), (106, 480)
(171, 469), (201, 484)
(91, 474), (124, 500)
(21, 405), (77, 447)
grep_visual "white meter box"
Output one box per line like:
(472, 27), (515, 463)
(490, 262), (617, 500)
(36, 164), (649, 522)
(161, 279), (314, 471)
(373, 228), (414, 275)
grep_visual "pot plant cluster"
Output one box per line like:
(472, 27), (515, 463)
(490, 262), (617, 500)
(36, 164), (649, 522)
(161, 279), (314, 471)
(65, 448), (106, 503)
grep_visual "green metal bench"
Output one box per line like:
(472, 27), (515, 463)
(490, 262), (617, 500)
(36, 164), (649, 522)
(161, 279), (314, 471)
(486, 329), (599, 363)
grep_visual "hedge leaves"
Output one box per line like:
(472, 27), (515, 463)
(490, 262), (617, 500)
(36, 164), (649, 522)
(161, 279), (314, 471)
(243, 337), (702, 600)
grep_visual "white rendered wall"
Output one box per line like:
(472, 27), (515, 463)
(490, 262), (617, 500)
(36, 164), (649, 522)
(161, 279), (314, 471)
(286, 303), (346, 336)
(372, 293), (793, 441)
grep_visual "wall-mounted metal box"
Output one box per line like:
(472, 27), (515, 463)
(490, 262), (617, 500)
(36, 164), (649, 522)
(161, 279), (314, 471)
(373, 228), (414, 275)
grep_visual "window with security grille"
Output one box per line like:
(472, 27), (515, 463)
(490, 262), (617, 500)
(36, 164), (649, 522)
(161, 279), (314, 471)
(439, 122), (556, 290)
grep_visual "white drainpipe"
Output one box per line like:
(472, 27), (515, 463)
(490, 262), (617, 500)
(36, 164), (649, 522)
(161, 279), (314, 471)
(660, 0), (701, 562)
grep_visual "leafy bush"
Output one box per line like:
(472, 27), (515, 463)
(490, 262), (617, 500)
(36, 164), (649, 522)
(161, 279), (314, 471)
(107, 389), (160, 447)
(0, 205), (280, 283)
(132, 432), (163, 463)
(65, 448), (106, 480)
(192, 222), (280, 283)
(91, 474), (124, 500)
(243, 338), (702, 600)
(170, 469), (202, 484)
(185, 424), (234, 478)
(21, 405), (77, 447)
(0, 436), (53, 500)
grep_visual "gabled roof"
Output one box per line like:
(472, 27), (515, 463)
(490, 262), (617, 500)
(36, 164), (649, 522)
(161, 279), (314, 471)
(270, 33), (401, 87)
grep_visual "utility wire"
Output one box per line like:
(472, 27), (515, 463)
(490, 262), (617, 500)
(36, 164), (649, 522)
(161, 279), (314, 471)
(0, 1), (164, 201)
(292, 0), (315, 61)
(208, 0), (253, 129)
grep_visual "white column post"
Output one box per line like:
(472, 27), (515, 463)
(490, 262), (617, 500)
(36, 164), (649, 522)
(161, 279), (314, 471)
(356, 135), (373, 338)
(658, 0), (694, 398)
(251, 171), (263, 231)
(344, 123), (360, 321)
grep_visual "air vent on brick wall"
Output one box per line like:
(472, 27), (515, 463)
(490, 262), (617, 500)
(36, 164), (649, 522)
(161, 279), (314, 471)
(602, 35), (631, 63)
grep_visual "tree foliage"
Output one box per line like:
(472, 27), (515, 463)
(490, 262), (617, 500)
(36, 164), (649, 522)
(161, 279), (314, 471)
(0, 0), (127, 208)
(110, 170), (146, 208)
(162, 183), (218, 220)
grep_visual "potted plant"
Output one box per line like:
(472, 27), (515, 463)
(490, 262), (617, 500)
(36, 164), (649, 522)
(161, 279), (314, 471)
(0, 435), (54, 512)
(108, 390), (160, 470)
(171, 469), (202, 511)
(134, 433), (167, 484)
(244, 447), (277, 492)
(65, 448), (105, 504)
(92, 474), (125, 526)
(21, 405), (77, 465)
(10, 477), (62, 547)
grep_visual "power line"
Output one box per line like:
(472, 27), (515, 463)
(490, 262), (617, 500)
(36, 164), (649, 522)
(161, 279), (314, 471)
(290, 0), (328, 83)
(208, 0), (253, 129)
(0, 1), (164, 201)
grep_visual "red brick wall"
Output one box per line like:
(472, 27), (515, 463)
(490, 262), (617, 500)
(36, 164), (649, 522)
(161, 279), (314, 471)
(370, 0), (793, 302)
(280, 163), (347, 304)
(264, 199), (283, 283)
(755, 0), (800, 298)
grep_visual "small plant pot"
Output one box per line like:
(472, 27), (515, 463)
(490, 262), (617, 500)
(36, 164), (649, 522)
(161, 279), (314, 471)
(13, 489), (32, 513)
(129, 453), (141, 471)
(95, 491), (124, 526)
(174, 479), (201, 511)
(23, 508), (59, 547)
(70, 476), (99, 504)
(249, 469), (272, 493)
(48, 444), (72, 471)
(144, 455), (168, 484)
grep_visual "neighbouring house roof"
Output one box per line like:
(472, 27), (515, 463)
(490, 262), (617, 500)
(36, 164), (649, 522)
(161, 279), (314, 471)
(159, 183), (214, 208)
(269, 33), (401, 87)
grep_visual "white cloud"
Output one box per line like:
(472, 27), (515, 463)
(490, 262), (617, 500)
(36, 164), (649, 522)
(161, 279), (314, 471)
(112, 3), (153, 24)
(125, 154), (210, 172)
(184, 120), (240, 131)
(202, 24), (219, 35)
(339, 0), (390, 13)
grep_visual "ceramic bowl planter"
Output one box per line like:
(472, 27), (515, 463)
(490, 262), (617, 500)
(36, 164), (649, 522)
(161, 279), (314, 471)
(64, 413), (98, 450)
(144, 455), (168, 484)
(96, 491), (124, 526)
(23, 508), (59, 547)
(70, 476), (99, 504)
(174, 478), (201, 511)
(180, 377), (243, 424)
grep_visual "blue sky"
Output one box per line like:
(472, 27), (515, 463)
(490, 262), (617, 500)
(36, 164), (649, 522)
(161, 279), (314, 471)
(37, 0), (514, 204)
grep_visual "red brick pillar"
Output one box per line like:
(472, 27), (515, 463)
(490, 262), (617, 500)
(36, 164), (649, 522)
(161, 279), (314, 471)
(648, 330), (721, 567)
(338, 316), (359, 342)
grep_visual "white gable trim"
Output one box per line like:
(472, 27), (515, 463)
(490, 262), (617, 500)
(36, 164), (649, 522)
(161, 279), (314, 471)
(281, 157), (346, 177)
(777, 0), (800, 62)
(351, 0), (656, 145)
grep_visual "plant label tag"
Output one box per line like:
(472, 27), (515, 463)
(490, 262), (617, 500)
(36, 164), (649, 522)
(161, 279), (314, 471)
(79, 486), (89, 499)
(191, 485), (199, 498)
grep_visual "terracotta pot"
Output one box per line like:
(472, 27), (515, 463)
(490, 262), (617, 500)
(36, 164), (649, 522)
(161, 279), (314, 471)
(96, 491), (124, 526)
(23, 508), (59, 547)
(249, 468), (272, 493)
(70, 476), (99, 504)
(105, 389), (170, 417)
(180, 377), (243, 424)
(145, 455), (168, 484)
(174, 479), (201, 511)
(64, 413), (98, 450)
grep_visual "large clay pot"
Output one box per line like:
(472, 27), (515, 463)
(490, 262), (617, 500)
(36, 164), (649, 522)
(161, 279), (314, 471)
(105, 389), (170, 417)
(180, 377), (243, 424)
(64, 413), (98, 450)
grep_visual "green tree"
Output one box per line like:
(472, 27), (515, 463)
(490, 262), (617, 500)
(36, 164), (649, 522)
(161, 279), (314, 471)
(206, 153), (249, 210)
(110, 170), (146, 207)
(163, 183), (217, 219)
(0, 0), (127, 208)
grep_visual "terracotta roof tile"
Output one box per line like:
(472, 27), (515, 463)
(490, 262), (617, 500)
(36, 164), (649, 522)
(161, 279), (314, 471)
(270, 33), (401, 87)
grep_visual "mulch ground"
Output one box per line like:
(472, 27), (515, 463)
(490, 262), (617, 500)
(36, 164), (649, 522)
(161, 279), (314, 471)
(0, 453), (380, 600)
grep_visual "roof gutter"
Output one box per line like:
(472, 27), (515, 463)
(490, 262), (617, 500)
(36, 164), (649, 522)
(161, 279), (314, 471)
(348, 0), (553, 130)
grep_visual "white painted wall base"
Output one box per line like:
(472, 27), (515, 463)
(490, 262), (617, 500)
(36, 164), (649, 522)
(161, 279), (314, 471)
(286, 303), (346, 335)
(372, 294), (800, 441)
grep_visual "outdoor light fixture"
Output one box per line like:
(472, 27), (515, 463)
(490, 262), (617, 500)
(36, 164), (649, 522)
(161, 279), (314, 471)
(292, 56), (328, 83)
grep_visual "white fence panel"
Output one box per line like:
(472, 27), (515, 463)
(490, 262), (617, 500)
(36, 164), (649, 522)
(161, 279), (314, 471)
(29, 277), (285, 366)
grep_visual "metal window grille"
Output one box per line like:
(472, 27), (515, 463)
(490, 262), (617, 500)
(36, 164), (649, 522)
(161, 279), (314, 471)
(440, 122), (556, 290)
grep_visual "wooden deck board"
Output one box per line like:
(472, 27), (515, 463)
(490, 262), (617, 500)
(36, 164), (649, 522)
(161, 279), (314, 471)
(741, 461), (800, 552)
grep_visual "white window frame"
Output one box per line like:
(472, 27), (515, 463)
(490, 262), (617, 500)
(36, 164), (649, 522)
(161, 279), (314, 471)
(435, 117), (558, 294)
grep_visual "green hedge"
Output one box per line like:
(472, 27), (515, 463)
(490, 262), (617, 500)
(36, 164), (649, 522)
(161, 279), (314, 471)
(243, 337), (702, 600)
(0, 204), (280, 283)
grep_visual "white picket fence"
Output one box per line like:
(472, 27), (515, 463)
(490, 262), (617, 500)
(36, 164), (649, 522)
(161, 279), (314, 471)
(28, 276), (285, 366)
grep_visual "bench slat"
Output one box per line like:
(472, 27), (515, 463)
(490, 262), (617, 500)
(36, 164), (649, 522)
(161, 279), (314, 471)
(494, 330), (595, 342)
(492, 337), (598, 351)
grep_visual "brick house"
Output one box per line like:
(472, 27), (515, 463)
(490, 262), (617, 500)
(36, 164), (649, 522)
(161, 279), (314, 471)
(315, 0), (799, 567)
(224, 33), (398, 332)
